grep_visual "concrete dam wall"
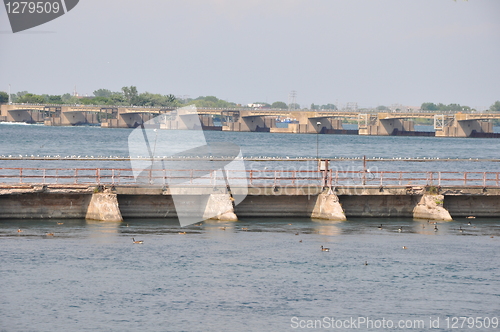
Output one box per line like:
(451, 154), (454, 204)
(1, 185), (499, 221)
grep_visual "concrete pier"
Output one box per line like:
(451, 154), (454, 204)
(203, 193), (238, 221)
(358, 113), (414, 136)
(412, 194), (453, 221)
(85, 191), (123, 222)
(223, 116), (275, 132)
(311, 192), (346, 221)
(434, 114), (494, 138)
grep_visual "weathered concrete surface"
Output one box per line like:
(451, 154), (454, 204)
(339, 195), (420, 217)
(413, 194), (453, 221)
(444, 196), (500, 217)
(234, 195), (314, 217)
(436, 118), (493, 137)
(0, 184), (93, 195)
(0, 193), (90, 219)
(358, 113), (415, 136)
(117, 195), (176, 218)
(311, 193), (346, 221)
(203, 193), (237, 221)
(85, 192), (123, 222)
(0, 184), (498, 220)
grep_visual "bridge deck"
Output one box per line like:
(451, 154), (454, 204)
(6, 103), (500, 118)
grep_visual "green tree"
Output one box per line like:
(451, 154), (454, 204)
(9, 91), (28, 102)
(489, 101), (500, 112)
(17, 93), (44, 104)
(16, 91), (28, 98)
(271, 101), (287, 109)
(138, 92), (165, 106)
(44, 95), (63, 104)
(165, 94), (176, 104)
(440, 103), (468, 112)
(421, 102), (438, 111)
(0, 91), (8, 103)
(93, 89), (112, 98)
(79, 96), (111, 105)
(189, 96), (236, 108)
(134, 92), (177, 107)
(320, 104), (336, 110)
(376, 105), (389, 111)
(122, 86), (138, 105)
(109, 92), (127, 105)
(61, 93), (79, 104)
(310, 103), (319, 110)
(423, 103), (471, 112)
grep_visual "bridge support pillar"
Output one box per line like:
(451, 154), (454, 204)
(62, 111), (89, 126)
(86, 191), (123, 222)
(200, 115), (214, 127)
(118, 113), (146, 128)
(6, 110), (39, 123)
(311, 192), (346, 221)
(203, 193), (237, 221)
(358, 113), (414, 136)
(307, 118), (343, 133)
(235, 116), (274, 132)
(160, 110), (215, 130)
(435, 116), (493, 137)
(413, 194), (452, 221)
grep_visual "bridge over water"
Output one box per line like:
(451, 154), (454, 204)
(1, 103), (499, 138)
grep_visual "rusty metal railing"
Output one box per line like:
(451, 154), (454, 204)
(0, 167), (499, 188)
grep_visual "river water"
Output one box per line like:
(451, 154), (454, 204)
(0, 123), (499, 172)
(1, 124), (499, 331)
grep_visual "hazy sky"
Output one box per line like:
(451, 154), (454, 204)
(1, 0), (499, 109)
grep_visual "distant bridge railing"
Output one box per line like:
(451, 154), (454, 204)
(7, 103), (497, 114)
(0, 168), (499, 188)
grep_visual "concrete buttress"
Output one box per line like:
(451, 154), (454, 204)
(203, 193), (238, 221)
(85, 192), (123, 222)
(311, 192), (347, 221)
(413, 194), (452, 221)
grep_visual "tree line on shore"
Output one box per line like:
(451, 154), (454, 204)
(0, 86), (293, 109)
(0, 87), (499, 114)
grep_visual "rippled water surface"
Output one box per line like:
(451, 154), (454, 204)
(1, 218), (500, 331)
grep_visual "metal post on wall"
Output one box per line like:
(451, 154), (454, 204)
(362, 155), (367, 185)
(316, 121), (321, 159)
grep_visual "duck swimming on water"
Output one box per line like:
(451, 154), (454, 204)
(321, 245), (330, 252)
(132, 238), (143, 244)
